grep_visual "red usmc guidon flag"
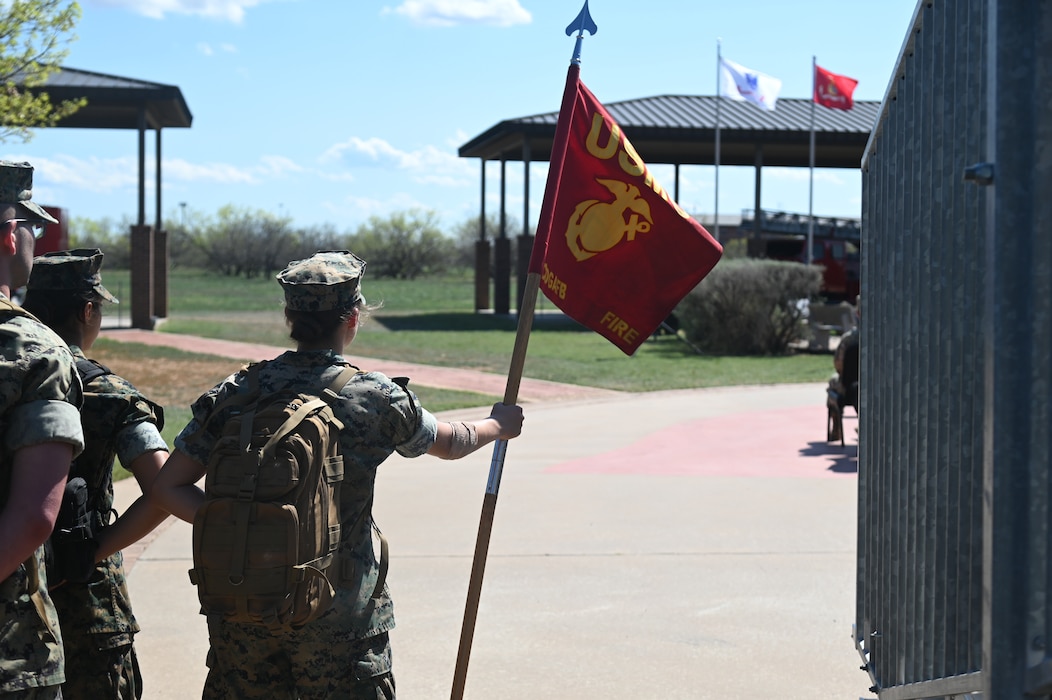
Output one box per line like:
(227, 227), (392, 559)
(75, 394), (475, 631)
(528, 68), (722, 355)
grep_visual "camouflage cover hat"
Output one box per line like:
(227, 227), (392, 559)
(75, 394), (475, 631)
(28, 248), (119, 303)
(0, 161), (58, 224)
(277, 250), (367, 312)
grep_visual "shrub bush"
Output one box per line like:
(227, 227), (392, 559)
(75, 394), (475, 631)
(675, 258), (822, 355)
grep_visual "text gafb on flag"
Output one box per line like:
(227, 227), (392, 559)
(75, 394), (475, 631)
(531, 78), (723, 355)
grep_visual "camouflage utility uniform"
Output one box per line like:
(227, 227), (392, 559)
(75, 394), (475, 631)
(50, 346), (166, 700)
(176, 349), (437, 700)
(0, 299), (84, 698)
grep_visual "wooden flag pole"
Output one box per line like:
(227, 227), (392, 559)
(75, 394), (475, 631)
(449, 272), (540, 700)
(450, 6), (596, 697)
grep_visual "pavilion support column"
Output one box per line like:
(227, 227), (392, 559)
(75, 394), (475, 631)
(137, 110), (147, 227)
(152, 228), (168, 318)
(152, 128), (168, 319)
(154, 127), (163, 231)
(494, 159), (510, 315)
(130, 224), (155, 329)
(753, 147), (764, 242)
(474, 159), (489, 311)
(516, 144), (532, 313)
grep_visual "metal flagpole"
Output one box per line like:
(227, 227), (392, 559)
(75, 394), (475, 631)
(715, 39), (722, 242)
(449, 4), (596, 698)
(808, 55), (816, 267)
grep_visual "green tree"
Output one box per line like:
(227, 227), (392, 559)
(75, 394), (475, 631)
(449, 212), (521, 270)
(350, 209), (454, 279)
(69, 214), (132, 268)
(290, 222), (348, 262)
(190, 206), (297, 278)
(0, 1), (84, 143)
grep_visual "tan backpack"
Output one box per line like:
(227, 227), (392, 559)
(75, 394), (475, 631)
(189, 361), (359, 630)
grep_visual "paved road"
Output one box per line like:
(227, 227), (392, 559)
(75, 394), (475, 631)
(103, 330), (869, 700)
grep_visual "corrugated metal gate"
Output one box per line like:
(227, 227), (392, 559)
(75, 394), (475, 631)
(855, 1), (1052, 698)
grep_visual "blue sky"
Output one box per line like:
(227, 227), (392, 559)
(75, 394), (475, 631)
(6, 0), (920, 234)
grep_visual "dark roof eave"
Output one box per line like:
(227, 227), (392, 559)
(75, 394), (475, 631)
(14, 66), (193, 130)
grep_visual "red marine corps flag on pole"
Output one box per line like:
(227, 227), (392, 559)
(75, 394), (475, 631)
(529, 64), (723, 355)
(451, 5), (721, 697)
(814, 64), (858, 110)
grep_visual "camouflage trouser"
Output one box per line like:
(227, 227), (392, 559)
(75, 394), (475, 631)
(56, 631), (138, 698)
(1, 686), (62, 699)
(59, 640), (140, 700)
(203, 621), (394, 700)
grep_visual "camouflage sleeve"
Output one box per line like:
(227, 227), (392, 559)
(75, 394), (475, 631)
(89, 372), (167, 466)
(116, 421), (168, 467)
(396, 407), (438, 458)
(3, 320), (84, 456)
(6, 399), (83, 455)
(381, 375), (437, 458)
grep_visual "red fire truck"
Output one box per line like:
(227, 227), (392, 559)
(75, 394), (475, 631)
(742, 209), (860, 302)
(35, 206), (69, 255)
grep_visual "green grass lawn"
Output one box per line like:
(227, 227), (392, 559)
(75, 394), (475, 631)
(98, 267), (833, 482)
(110, 268), (834, 393)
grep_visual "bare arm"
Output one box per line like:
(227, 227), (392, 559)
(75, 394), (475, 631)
(0, 442), (73, 579)
(95, 449), (171, 561)
(428, 402), (524, 460)
(150, 449), (207, 524)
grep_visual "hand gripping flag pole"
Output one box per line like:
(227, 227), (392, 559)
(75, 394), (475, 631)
(449, 5), (597, 698)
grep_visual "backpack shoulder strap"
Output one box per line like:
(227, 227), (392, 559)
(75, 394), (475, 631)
(322, 364), (389, 600)
(75, 357), (112, 386)
(196, 361), (265, 438)
(0, 296), (33, 320)
(321, 365), (361, 404)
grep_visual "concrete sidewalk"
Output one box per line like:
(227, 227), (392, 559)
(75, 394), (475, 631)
(105, 331), (868, 699)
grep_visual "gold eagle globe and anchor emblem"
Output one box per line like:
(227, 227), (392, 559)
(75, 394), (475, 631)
(565, 178), (654, 261)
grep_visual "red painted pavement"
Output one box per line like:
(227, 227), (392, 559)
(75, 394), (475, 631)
(546, 405), (858, 478)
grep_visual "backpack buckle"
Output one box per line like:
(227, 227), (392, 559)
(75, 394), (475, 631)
(237, 474), (258, 501)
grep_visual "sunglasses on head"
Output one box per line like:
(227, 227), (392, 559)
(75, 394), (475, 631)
(2, 219), (48, 240)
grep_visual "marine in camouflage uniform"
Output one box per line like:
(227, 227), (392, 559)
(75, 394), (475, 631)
(23, 249), (168, 700)
(154, 250), (524, 699)
(177, 346), (430, 699)
(48, 346), (165, 700)
(0, 161), (85, 699)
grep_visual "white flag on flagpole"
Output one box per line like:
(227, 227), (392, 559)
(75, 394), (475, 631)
(719, 57), (782, 111)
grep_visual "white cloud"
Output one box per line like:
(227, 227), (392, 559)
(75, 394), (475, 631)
(321, 137), (407, 168)
(158, 158), (261, 184)
(384, 0), (531, 27)
(24, 153), (312, 195)
(23, 154), (140, 193)
(195, 42), (239, 56)
(320, 136), (474, 186)
(88, 0), (273, 23)
(256, 155), (305, 177)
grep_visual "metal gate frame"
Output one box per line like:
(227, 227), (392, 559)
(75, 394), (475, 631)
(855, 1), (1052, 698)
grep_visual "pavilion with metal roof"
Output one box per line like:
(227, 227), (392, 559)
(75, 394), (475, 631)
(458, 94), (880, 312)
(460, 94), (879, 168)
(21, 65), (194, 230)
(16, 65), (193, 328)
